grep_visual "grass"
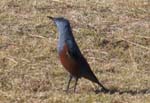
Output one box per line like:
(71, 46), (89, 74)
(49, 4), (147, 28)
(0, 0), (150, 102)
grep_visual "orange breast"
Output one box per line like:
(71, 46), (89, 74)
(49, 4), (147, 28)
(59, 44), (80, 77)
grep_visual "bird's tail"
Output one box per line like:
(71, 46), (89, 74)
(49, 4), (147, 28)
(82, 68), (109, 91)
(80, 56), (109, 91)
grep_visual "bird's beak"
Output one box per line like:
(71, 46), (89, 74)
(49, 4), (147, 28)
(47, 16), (54, 20)
(47, 16), (56, 25)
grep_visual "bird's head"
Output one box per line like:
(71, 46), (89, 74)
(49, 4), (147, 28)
(47, 16), (70, 29)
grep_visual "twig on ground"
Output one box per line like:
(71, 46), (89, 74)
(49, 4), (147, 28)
(116, 38), (150, 51)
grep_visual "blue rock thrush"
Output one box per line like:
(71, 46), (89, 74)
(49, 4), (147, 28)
(47, 16), (109, 92)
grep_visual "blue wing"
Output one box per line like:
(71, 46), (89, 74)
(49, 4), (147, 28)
(65, 39), (80, 60)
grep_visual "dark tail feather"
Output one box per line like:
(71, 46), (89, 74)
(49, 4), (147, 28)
(80, 56), (109, 92)
(82, 68), (109, 92)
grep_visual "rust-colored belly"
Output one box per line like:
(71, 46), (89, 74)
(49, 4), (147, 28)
(59, 44), (80, 77)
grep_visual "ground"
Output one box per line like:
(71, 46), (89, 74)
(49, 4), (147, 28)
(0, 0), (150, 103)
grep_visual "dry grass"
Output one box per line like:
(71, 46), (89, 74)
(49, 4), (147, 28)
(0, 0), (150, 102)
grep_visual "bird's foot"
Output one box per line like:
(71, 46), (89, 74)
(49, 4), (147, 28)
(64, 89), (70, 93)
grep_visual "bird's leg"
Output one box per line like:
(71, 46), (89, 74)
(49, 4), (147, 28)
(73, 77), (78, 93)
(66, 74), (73, 92)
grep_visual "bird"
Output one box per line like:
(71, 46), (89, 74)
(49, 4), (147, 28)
(47, 16), (109, 92)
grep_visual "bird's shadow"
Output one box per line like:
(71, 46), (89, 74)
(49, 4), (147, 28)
(95, 88), (150, 95)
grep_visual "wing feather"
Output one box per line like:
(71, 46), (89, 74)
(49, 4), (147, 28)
(65, 39), (80, 60)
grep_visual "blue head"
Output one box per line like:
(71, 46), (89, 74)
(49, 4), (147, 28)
(47, 16), (75, 52)
(47, 16), (73, 37)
